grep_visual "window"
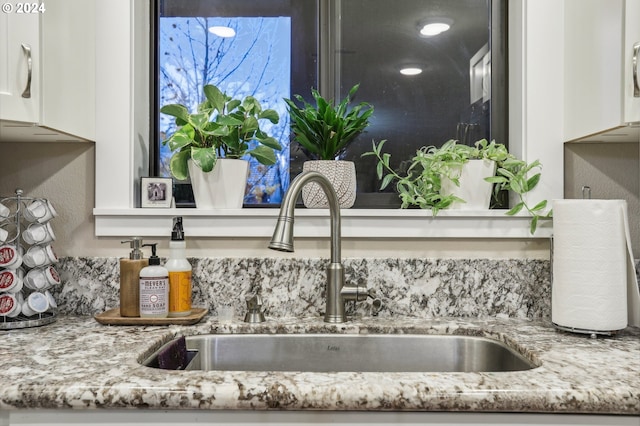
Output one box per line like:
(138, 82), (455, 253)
(152, 0), (507, 208)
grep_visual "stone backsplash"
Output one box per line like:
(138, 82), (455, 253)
(53, 257), (552, 320)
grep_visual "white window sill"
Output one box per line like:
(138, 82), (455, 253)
(93, 208), (552, 239)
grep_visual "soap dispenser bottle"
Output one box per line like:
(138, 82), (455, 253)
(166, 217), (192, 317)
(139, 243), (169, 319)
(120, 237), (149, 317)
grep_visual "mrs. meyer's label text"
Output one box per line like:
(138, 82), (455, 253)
(140, 276), (168, 316)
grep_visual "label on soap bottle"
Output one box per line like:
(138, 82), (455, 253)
(140, 275), (169, 317)
(168, 270), (192, 316)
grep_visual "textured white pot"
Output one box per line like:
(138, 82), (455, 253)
(188, 158), (248, 209)
(301, 160), (357, 208)
(440, 159), (496, 210)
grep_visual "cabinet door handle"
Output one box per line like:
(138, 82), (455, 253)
(21, 43), (32, 99)
(634, 42), (639, 98)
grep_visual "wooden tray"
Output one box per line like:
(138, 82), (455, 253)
(94, 307), (208, 326)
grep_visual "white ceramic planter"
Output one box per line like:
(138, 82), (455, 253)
(188, 158), (249, 209)
(301, 160), (357, 208)
(440, 159), (496, 210)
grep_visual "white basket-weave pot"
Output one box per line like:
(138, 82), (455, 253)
(301, 160), (357, 208)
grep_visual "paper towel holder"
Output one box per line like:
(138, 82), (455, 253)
(552, 323), (616, 338)
(551, 195), (631, 339)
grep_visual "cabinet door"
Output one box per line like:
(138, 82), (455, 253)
(40, 0), (95, 140)
(564, 0), (625, 141)
(0, 1), (40, 123)
(624, 0), (640, 123)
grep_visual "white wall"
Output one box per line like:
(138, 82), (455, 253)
(565, 142), (640, 258)
(0, 142), (96, 255)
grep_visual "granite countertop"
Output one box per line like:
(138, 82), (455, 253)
(0, 314), (638, 414)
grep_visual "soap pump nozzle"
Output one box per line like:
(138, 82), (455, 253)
(142, 243), (160, 266)
(171, 217), (184, 241)
(121, 237), (144, 260)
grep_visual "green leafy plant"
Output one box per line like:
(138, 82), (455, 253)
(283, 84), (374, 160)
(362, 138), (552, 234)
(160, 84), (282, 181)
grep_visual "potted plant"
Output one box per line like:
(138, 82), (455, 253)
(284, 84), (373, 208)
(362, 138), (551, 234)
(160, 84), (281, 209)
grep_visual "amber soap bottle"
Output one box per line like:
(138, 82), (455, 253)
(166, 217), (192, 317)
(119, 237), (149, 317)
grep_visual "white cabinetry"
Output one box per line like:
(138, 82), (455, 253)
(0, 1), (40, 124)
(564, 0), (640, 143)
(624, 0), (640, 123)
(0, 0), (95, 142)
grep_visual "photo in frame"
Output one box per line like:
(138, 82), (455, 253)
(141, 177), (173, 208)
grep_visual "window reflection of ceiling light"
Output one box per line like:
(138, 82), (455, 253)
(400, 67), (423, 76)
(208, 26), (236, 38)
(420, 22), (451, 37)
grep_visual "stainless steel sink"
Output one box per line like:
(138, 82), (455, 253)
(142, 333), (537, 373)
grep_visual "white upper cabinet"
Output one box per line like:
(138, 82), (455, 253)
(0, 0), (95, 142)
(564, 0), (640, 143)
(0, 1), (40, 125)
(624, 0), (640, 124)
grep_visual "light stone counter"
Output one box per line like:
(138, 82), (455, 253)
(0, 256), (637, 417)
(0, 315), (638, 414)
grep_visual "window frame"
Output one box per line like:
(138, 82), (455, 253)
(92, 0), (561, 239)
(151, 0), (509, 208)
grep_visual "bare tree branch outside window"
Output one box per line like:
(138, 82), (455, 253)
(159, 17), (291, 204)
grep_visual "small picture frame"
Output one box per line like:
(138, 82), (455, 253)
(141, 177), (173, 208)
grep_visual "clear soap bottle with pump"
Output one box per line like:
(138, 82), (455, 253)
(166, 217), (192, 317)
(120, 237), (149, 317)
(139, 243), (169, 319)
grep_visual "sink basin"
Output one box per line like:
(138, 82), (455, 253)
(142, 333), (537, 373)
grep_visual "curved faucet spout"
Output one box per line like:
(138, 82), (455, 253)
(269, 171), (367, 323)
(268, 171), (341, 263)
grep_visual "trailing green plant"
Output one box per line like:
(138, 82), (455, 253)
(283, 84), (374, 160)
(160, 84), (281, 181)
(362, 138), (552, 234)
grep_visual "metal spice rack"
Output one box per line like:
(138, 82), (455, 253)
(0, 189), (57, 329)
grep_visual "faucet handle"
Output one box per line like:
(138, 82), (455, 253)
(366, 289), (383, 316)
(245, 293), (263, 309)
(244, 293), (266, 323)
(341, 285), (384, 317)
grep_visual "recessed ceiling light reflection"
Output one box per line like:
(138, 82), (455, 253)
(208, 26), (236, 38)
(420, 23), (450, 36)
(400, 67), (423, 76)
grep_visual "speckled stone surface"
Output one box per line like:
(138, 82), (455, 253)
(52, 257), (552, 319)
(1, 256), (638, 415)
(0, 315), (638, 414)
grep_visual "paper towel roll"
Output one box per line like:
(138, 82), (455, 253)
(552, 199), (639, 332)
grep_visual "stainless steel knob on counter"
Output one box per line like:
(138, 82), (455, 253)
(244, 293), (265, 323)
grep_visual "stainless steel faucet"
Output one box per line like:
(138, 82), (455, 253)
(269, 171), (370, 323)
